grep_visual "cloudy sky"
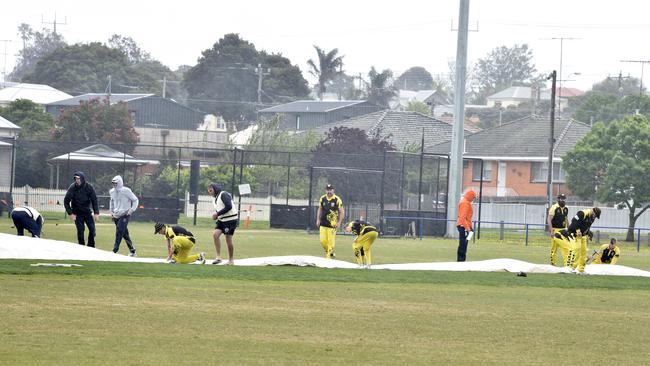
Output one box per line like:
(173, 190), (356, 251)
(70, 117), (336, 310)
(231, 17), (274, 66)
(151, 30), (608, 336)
(2, 0), (649, 91)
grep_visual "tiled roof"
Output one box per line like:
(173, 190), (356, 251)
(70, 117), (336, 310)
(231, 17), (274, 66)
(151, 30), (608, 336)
(312, 110), (476, 151)
(47, 93), (153, 106)
(259, 100), (370, 113)
(428, 115), (591, 158)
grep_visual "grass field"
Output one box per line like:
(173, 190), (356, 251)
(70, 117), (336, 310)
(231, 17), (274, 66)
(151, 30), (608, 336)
(2, 214), (650, 365)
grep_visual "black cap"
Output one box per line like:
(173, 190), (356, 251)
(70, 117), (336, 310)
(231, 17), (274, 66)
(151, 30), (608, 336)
(557, 193), (566, 200)
(154, 222), (165, 234)
(325, 184), (334, 190)
(593, 207), (601, 219)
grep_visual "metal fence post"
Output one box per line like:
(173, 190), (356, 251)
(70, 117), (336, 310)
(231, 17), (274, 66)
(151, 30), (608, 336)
(499, 220), (504, 241)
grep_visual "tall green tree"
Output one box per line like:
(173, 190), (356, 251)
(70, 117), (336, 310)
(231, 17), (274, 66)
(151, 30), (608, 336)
(51, 98), (139, 146)
(474, 44), (537, 102)
(0, 99), (53, 139)
(366, 67), (397, 108)
(395, 66), (433, 91)
(307, 46), (344, 100)
(184, 34), (310, 127)
(572, 93), (650, 124)
(563, 115), (650, 241)
(10, 24), (66, 81)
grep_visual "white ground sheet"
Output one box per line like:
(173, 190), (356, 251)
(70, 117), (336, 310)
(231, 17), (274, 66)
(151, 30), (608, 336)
(1, 233), (649, 278)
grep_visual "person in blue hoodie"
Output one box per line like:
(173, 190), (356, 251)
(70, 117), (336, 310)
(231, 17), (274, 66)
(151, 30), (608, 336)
(11, 205), (44, 238)
(63, 171), (99, 247)
(109, 175), (139, 256)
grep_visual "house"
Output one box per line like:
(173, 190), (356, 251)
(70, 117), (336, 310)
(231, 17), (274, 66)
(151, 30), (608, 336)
(0, 83), (73, 108)
(428, 115), (591, 198)
(311, 110), (477, 151)
(0, 116), (21, 186)
(258, 100), (382, 131)
(486, 86), (584, 110)
(45, 94), (228, 150)
(390, 89), (451, 111)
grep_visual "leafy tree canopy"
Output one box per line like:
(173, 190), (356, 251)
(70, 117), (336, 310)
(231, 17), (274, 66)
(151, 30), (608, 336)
(563, 115), (650, 240)
(51, 98), (139, 146)
(307, 46), (344, 100)
(315, 126), (395, 155)
(9, 24), (66, 81)
(405, 101), (432, 116)
(572, 93), (650, 124)
(247, 114), (319, 152)
(184, 34), (310, 126)
(474, 44), (537, 101)
(395, 66), (433, 91)
(366, 67), (397, 108)
(0, 99), (54, 139)
(22, 40), (181, 99)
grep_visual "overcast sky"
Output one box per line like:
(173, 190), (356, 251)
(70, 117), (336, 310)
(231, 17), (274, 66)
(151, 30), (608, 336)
(2, 0), (650, 91)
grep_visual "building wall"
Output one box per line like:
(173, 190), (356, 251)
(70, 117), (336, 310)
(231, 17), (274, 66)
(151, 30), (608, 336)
(463, 160), (570, 198)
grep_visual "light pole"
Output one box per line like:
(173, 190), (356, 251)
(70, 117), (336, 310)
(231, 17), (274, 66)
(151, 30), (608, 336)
(547, 71), (557, 210)
(621, 60), (650, 111)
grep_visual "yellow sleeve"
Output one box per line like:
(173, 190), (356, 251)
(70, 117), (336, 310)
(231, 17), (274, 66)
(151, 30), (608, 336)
(611, 247), (620, 265)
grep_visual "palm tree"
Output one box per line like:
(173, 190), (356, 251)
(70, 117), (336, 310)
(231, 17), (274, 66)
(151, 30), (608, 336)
(307, 46), (344, 100)
(367, 67), (397, 108)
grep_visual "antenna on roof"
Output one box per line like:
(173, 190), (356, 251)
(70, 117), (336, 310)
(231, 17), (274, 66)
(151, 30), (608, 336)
(42, 12), (67, 35)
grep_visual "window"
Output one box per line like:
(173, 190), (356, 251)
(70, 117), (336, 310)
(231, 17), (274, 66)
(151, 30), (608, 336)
(472, 161), (492, 181)
(531, 162), (566, 183)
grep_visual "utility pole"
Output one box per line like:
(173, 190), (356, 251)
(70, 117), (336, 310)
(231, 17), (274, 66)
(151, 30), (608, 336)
(621, 59), (650, 100)
(255, 64), (270, 104)
(0, 40), (10, 83)
(546, 71), (557, 210)
(447, 0), (470, 238)
(42, 13), (67, 35)
(545, 37), (579, 118)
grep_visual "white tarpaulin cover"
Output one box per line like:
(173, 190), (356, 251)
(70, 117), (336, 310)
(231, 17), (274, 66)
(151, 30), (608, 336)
(1, 233), (649, 278)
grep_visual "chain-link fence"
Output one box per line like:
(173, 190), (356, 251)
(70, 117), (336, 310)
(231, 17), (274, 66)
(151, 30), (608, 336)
(0, 138), (450, 235)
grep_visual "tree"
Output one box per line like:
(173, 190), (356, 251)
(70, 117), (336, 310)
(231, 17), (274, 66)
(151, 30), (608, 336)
(107, 34), (151, 64)
(591, 75), (641, 97)
(572, 93), (650, 124)
(22, 41), (182, 99)
(405, 101), (432, 116)
(366, 67), (397, 108)
(0, 99), (54, 139)
(51, 98), (139, 147)
(184, 34), (310, 126)
(0, 99), (57, 187)
(563, 115), (650, 241)
(395, 66), (433, 91)
(474, 44), (537, 102)
(10, 24), (67, 81)
(307, 46), (344, 100)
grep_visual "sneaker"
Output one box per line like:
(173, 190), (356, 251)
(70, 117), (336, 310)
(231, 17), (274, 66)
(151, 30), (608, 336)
(330, 252), (336, 259)
(365, 264), (372, 269)
(168, 259), (176, 264)
(212, 259), (222, 265)
(226, 260), (234, 266)
(128, 252), (137, 257)
(198, 252), (206, 264)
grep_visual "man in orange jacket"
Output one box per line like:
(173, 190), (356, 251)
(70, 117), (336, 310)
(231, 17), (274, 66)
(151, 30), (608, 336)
(456, 190), (476, 262)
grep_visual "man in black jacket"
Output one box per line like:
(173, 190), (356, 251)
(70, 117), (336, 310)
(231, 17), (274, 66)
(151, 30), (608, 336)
(64, 171), (100, 247)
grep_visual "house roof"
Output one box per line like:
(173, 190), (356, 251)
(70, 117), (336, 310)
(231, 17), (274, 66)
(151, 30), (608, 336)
(48, 144), (157, 165)
(0, 83), (73, 105)
(47, 93), (154, 106)
(428, 115), (591, 159)
(311, 110), (476, 151)
(258, 100), (371, 113)
(488, 86), (584, 101)
(0, 115), (21, 130)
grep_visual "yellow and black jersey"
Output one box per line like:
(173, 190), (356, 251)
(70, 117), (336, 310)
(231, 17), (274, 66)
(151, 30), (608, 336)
(164, 225), (195, 242)
(592, 243), (620, 264)
(346, 220), (377, 236)
(548, 203), (569, 229)
(568, 209), (596, 236)
(319, 194), (343, 228)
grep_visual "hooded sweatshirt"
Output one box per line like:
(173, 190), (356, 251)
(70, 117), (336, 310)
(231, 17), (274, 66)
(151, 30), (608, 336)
(64, 171), (99, 215)
(456, 190), (476, 230)
(109, 175), (139, 218)
(209, 182), (237, 221)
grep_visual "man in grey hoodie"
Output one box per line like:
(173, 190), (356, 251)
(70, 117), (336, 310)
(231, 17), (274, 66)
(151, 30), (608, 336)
(109, 175), (139, 256)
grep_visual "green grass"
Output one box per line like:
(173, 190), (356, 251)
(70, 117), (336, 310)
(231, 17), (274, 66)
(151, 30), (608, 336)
(2, 216), (650, 365)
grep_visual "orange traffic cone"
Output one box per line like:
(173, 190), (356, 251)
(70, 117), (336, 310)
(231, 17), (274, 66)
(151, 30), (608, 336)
(245, 205), (252, 228)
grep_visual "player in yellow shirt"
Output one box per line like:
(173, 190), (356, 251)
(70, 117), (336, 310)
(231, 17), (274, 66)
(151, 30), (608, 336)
(566, 207), (601, 273)
(316, 184), (344, 259)
(345, 219), (379, 268)
(154, 222), (205, 264)
(547, 193), (572, 266)
(587, 238), (621, 265)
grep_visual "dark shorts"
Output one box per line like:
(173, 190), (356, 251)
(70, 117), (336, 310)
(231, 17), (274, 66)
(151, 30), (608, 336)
(215, 220), (238, 236)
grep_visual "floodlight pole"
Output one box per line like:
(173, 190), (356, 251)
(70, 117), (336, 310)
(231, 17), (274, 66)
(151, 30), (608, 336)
(546, 71), (557, 211)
